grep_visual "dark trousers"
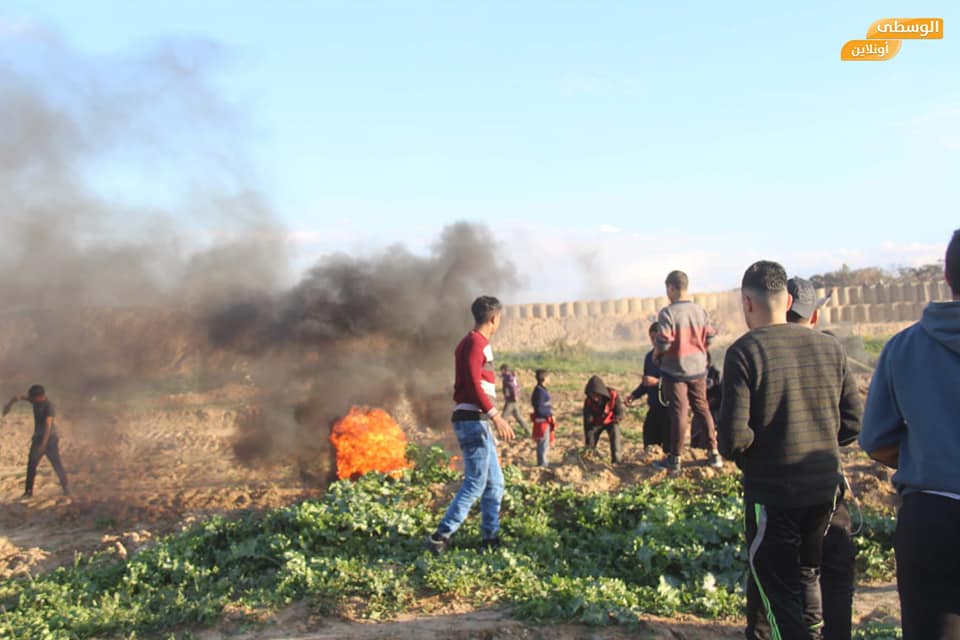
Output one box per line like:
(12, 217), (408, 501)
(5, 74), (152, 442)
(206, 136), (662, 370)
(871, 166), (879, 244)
(501, 401), (528, 434)
(663, 375), (717, 456)
(895, 492), (960, 640)
(820, 517), (855, 640)
(26, 432), (69, 495)
(584, 422), (621, 463)
(643, 400), (669, 447)
(748, 504), (855, 640)
(744, 500), (833, 640)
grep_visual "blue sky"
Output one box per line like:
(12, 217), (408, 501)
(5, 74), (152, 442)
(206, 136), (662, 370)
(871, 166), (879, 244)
(3, 2), (957, 301)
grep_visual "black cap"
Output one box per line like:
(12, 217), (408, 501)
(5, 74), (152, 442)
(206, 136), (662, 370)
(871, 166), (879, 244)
(787, 277), (830, 319)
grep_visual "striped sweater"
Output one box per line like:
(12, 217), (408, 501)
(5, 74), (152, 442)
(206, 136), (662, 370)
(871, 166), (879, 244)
(453, 330), (498, 417)
(717, 323), (862, 508)
(655, 300), (716, 380)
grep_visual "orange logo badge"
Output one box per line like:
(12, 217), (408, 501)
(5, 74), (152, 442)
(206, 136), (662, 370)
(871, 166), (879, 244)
(867, 18), (943, 39)
(840, 39), (902, 61)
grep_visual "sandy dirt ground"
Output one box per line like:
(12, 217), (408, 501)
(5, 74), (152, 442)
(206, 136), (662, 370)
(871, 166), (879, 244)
(0, 369), (900, 638)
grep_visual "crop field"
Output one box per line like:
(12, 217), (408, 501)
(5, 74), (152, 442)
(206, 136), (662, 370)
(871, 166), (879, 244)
(0, 345), (901, 639)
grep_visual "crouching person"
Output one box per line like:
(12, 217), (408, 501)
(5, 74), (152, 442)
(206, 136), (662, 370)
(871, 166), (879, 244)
(583, 375), (624, 464)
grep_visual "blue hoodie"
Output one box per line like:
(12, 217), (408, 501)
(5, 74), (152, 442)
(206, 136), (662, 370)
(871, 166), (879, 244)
(860, 301), (960, 496)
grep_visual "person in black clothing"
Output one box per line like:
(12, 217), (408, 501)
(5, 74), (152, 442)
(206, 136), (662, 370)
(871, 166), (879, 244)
(530, 369), (555, 467)
(718, 262), (861, 640)
(583, 375), (625, 463)
(2, 384), (69, 498)
(748, 277), (855, 640)
(627, 322), (669, 451)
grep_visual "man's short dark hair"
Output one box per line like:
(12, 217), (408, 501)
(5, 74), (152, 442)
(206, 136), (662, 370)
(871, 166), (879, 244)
(947, 229), (960, 295)
(648, 322), (659, 335)
(665, 270), (688, 291)
(741, 261), (788, 294)
(535, 369), (548, 383)
(471, 296), (502, 325)
(27, 385), (45, 399)
(500, 364), (509, 372)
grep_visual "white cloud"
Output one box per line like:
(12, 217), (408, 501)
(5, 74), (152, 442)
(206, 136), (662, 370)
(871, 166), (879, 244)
(599, 224), (621, 233)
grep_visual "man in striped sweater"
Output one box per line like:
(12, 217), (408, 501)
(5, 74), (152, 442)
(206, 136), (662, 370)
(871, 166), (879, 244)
(718, 261), (861, 640)
(426, 296), (515, 554)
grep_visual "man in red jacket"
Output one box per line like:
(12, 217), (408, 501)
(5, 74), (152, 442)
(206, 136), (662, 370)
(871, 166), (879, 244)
(427, 296), (515, 553)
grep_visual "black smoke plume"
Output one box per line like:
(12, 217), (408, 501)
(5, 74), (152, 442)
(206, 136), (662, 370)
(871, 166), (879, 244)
(210, 222), (519, 467)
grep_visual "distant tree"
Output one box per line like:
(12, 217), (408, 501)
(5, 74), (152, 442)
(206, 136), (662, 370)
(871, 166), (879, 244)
(896, 262), (944, 281)
(808, 262), (942, 289)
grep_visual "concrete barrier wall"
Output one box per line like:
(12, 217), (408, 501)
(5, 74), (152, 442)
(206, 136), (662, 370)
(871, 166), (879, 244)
(504, 280), (945, 324)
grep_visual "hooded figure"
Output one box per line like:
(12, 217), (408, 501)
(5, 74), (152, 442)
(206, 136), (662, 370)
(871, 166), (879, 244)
(860, 298), (960, 640)
(583, 375), (625, 463)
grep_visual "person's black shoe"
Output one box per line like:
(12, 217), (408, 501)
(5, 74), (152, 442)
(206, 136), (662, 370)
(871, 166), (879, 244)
(652, 454), (681, 474)
(424, 533), (449, 555)
(480, 536), (501, 552)
(20, 491), (32, 500)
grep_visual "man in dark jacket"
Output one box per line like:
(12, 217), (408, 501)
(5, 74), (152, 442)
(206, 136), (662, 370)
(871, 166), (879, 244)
(860, 229), (960, 640)
(718, 261), (861, 640)
(583, 375), (625, 464)
(747, 277), (856, 640)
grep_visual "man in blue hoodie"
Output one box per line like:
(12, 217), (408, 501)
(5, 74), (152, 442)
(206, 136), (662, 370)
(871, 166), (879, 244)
(860, 229), (960, 640)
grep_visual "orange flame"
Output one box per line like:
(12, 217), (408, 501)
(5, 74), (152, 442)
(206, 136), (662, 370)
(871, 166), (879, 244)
(329, 407), (412, 480)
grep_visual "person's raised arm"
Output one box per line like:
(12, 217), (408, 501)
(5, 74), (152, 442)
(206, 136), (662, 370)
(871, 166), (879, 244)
(2, 394), (24, 417)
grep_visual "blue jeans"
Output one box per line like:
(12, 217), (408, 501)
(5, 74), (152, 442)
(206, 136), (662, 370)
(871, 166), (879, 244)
(536, 436), (549, 466)
(435, 420), (504, 540)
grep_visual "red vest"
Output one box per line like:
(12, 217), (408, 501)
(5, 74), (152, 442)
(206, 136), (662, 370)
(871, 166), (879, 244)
(586, 389), (619, 426)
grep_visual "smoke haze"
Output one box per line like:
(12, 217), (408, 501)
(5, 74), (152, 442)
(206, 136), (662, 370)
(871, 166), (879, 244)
(0, 28), (519, 477)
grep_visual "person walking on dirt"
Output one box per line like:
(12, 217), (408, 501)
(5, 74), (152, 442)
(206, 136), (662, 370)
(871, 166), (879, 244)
(426, 296), (515, 554)
(652, 270), (722, 473)
(718, 261), (861, 640)
(627, 322), (669, 452)
(500, 365), (529, 436)
(747, 276), (856, 640)
(530, 369), (555, 467)
(2, 384), (70, 498)
(583, 375), (624, 464)
(860, 229), (960, 640)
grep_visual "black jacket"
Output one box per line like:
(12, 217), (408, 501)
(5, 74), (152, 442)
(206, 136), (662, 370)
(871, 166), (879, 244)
(717, 324), (862, 508)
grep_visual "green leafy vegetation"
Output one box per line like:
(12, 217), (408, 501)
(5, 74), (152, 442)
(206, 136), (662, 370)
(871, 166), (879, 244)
(0, 445), (897, 638)
(852, 620), (902, 639)
(501, 340), (645, 376)
(862, 337), (891, 366)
